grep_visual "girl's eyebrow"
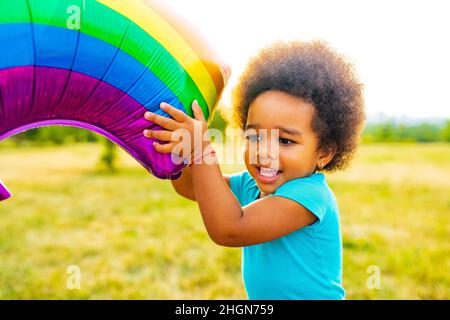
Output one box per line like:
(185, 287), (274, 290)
(245, 123), (302, 136)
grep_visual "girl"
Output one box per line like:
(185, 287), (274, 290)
(143, 40), (365, 299)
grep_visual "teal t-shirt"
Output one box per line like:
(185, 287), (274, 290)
(229, 170), (345, 300)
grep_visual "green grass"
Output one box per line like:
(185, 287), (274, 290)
(0, 142), (449, 299)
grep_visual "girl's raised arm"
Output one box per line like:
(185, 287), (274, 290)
(171, 166), (231, 201)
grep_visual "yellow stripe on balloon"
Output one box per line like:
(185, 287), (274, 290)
(97, 0), (218, 110)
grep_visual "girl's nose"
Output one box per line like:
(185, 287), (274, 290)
(256, 145), (279, 168)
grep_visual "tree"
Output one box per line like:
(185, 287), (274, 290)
(441, 120), (450, 142)
(99, 138), (117, 172)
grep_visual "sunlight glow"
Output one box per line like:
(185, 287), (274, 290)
(164, 0), (450, 119)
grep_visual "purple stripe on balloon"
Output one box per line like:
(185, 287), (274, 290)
(0, 181), (11, 201)
(0, 66), (184, 180)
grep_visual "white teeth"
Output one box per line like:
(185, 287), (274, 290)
(259, 167), (279, 177)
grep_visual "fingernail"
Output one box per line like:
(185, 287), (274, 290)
(153, 142), (157, 147)
(143, 129), (149, 136)
(145, 111), (152, 118)
(160, 102), (167, 108)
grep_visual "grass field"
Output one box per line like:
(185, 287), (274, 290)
(0, 142), (449, 299)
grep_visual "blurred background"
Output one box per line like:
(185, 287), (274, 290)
(0, 0), (449, 299)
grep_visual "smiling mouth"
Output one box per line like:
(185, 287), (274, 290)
(255, 166), (282, 183)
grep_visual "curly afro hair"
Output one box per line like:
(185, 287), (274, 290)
(231, 40), (366, 171)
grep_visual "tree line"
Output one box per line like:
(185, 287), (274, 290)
(4, 115), (449, 145)
(362, 120), (450, 143)
(2, 112), (448, 171)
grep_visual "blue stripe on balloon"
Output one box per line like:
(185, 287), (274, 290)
(0, 23), (183, 116)
(0, 23), (35, 67)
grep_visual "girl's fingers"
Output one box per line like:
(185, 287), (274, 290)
(152, 141), (175, 154)
(144, 111), (179, 131)
(160, 102), (189, 122)
(192, 100), (206, 122)
(143, 129), (179, 142)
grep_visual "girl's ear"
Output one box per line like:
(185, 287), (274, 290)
(317, 143), (337, 170)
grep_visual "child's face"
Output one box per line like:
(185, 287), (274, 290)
(244, 90), (324, 196)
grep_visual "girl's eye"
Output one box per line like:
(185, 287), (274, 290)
(279, 137), (294, 145)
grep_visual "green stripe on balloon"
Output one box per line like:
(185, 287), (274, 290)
(0, 0), (211, 119)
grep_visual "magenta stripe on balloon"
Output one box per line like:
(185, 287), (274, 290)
(0, 66), (183, 179)
(0, 181), (11, 201)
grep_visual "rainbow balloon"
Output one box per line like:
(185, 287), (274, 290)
(0, 0), (227, 201)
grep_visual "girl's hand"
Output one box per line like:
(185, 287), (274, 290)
(143, 100), (211, 164)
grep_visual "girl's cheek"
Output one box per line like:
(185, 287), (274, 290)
(279, 145), (304, 165)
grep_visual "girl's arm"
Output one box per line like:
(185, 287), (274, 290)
(189, 145), (317, 247)
(144, 101), (316, 247)
(171, 166), (231, 201)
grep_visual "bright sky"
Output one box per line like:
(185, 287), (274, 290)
(164, 0), (450, 120)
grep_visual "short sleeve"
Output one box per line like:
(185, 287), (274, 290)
(227, 170), (260, 207)
(271, 174), (330, 224)
(228, 170), (247, 205)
